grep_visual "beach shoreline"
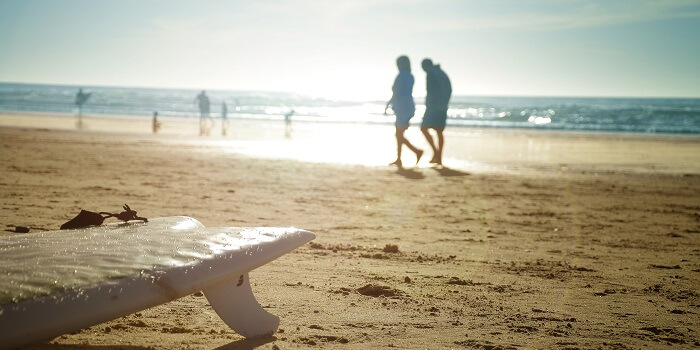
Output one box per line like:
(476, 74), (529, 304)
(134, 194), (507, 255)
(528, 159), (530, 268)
(1, 115), (699, 349)
(4, 111), (700, 139)
(2, 112), (699, 175)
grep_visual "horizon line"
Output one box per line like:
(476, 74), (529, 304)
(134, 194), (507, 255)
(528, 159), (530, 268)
(1, 81), (699, 101)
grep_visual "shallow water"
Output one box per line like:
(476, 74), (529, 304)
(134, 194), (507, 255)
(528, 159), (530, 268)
(2, 83), (699, 134)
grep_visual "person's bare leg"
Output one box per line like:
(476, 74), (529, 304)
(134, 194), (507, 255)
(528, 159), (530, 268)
(401, 130), (423, 164)
(199, 115), (204, 136)
(436, 127), (445, 165)
(421, 127), (440, 164)
(421, 127), (437, 162)
(390, 126), (405, 167)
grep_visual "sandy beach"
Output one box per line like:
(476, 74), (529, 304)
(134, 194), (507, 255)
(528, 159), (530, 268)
(1, 113), (699, 349)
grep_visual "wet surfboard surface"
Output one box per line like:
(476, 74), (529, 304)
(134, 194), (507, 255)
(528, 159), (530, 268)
(0, 216), (315, 348)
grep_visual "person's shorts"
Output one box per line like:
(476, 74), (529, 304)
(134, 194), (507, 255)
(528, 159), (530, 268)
(422, 108), (448, 128)
(395, 112), (414, 127)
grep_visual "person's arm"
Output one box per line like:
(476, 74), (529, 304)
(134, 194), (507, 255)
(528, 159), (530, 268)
(425, 72), (438, 108)
(384, 75), (401, 115)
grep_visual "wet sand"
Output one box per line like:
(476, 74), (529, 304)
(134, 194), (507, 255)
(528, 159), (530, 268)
(1, 113), (699, 349)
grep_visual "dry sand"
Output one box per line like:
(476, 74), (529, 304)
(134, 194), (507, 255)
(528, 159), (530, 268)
(1, 113), (699, 349)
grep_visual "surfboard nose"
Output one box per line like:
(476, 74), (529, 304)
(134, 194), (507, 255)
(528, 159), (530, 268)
(244, 227), (315, 244)
(292, 228), (316, 243)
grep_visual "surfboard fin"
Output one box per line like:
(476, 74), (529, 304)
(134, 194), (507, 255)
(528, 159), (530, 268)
(203, 272), (280, 338)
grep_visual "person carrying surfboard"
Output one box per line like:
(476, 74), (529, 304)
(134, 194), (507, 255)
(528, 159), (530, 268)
(74, 88), (91, 114)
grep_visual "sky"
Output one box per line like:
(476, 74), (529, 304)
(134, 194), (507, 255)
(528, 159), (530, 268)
(1, 0), (699, 99)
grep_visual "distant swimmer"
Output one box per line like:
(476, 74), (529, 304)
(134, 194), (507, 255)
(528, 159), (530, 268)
(420, 58), (452, 166)
(194, 90), (211, 136)
(385, 55), (423, 168)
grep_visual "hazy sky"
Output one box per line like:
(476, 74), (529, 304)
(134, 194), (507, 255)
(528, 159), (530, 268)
(1, 0), (699, 99)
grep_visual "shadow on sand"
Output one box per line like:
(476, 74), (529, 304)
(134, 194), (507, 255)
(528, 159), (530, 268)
(26, 344), (153, 350)
(396, 167), (425, 180)
(214, 336), (277, 350)
(433, 166), (470, 177)
(26, 335), (276, 350)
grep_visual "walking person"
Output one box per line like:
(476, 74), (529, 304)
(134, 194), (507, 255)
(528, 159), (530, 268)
(194, 90), (211, 136)
(152, 111), (161, 134)
(221, 101), (228, 136)
(384, 55), (423, 168)
(284, 108), (294, 138)
(74, 88), (91, 129)
(420, 58), (452, 166)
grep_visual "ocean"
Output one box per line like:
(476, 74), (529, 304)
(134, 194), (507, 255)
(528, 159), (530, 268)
(1, 83), (699, 135)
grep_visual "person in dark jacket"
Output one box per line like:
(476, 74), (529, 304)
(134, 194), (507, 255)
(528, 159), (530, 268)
(420, 58), (452, 166)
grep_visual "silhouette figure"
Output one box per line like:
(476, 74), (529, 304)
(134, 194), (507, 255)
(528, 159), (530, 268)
(385, 56), (423, 168)
(420, 58), (452, 166)
(284, 108), (294, 138)
(152, 111), (161, 134)
(194, 90), (211, 136)
(74, 88), (91, 128)
(74, 88), (91, 114)
(221, 102), (228, 136)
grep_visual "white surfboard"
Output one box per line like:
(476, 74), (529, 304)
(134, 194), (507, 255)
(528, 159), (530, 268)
(0, 216), (315, 348)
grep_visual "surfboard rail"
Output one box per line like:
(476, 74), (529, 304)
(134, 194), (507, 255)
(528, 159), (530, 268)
(0, 216), (315, 349)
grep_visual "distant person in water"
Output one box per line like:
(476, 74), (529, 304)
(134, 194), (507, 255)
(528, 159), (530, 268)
(221, 102), (228, 136)
(420, 58), (452, 166)
(384, 55), (423, 168)
(194, 90), (211, 136)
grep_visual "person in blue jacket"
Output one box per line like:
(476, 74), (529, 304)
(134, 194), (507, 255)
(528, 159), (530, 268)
(420, 58), (452, 166)
(384, 55), (423, 168)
